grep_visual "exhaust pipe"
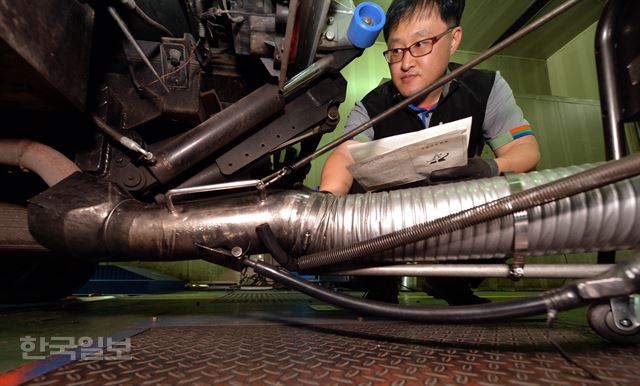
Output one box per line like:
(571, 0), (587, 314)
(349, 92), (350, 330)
(0, 139), (80, 252)
(0, 139), (80, 187)
(28, 159), (640, 266)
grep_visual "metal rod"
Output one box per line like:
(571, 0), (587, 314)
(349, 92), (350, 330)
(278, 0), (299, 88)
(266, 0), (582, 183)
(271, 125), (322, 152)
(595, 0), (627, 161)
(335, 264), (614, 279)
(107, 6), (170, 93)
(282, 55), (334, 98)
(91, 114), (155, 162)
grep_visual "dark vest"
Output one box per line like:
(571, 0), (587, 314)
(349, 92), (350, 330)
(349, 63), (496, 193)
(361, 62), (496, 158)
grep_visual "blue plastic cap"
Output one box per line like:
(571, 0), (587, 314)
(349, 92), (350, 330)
(347, 2), (386, 49)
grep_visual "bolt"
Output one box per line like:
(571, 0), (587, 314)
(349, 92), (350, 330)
(231, 246), (243, 258)
(619, 319), (632, 327)
(511, 267), (524, 278)
(302, 231), (312, 252)
(168, 48), (182, 66)
(325, 30), (335, 41)
(362, 16), (373, 26)
(328, 16), (335, 25)
(123, 172), (141, 187)
(509, 266), (524, 281)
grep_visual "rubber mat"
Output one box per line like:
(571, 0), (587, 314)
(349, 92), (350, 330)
(23, 321), (640, 385)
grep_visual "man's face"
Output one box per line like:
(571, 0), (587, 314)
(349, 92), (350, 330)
(386, 11), (461, 102)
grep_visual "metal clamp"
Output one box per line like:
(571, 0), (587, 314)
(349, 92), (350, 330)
(505, 173), (529, 280)
(165, 179), (266, 213)
(195, 243), (246, 271)
(610, 295), (640, 331)
(260, 166), (291, 189)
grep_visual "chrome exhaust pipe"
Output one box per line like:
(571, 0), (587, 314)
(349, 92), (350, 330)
(28, 163), (640, 266)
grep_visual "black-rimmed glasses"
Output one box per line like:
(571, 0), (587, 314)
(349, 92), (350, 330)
(383, 27), (455, 64)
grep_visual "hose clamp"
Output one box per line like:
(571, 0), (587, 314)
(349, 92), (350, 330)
(505, 172), (529, 280)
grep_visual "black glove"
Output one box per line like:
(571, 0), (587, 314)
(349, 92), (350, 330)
(428, 157), (499, 184)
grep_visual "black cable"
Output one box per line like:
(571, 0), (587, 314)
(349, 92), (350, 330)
(245, 259), (554, 323)
(256, 224), (296, 270)
(119, 39), (162, 98)
(133, 3), (174, 37)
(548, 337), (601, 380)
(192, 37), (212, 71)
(544, 320), (601, 381)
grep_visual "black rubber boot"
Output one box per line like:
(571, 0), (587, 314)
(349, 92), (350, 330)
(362, 276), (399, 304)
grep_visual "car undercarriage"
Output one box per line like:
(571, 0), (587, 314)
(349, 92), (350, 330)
(0, 0), (639, 347)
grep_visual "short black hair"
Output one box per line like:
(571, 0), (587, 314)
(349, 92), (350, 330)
(383, 0), (465, 41)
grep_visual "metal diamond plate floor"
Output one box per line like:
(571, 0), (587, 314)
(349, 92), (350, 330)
(24, 323), (640, 386)
(12, 291), (640, 386)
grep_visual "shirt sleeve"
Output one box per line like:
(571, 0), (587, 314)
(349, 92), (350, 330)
(483, 72), (534, 151)
(344, 101), (374, 142)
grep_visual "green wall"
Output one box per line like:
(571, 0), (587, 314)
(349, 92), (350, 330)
(547, 22), (599, 100)
(304, 42), (390, 190)
(452, 51), (551, 95)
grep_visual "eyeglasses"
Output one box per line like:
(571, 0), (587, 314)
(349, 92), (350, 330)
(383, 27), (455, 64)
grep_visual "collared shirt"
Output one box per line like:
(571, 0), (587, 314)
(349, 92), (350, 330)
(407, 101), (440, 128)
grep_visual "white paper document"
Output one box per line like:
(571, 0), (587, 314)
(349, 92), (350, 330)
(346, 117), (472, 191)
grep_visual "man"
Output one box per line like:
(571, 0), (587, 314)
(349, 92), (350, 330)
(319, 0), (540, 304)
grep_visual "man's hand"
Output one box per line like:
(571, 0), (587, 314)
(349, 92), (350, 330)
(319, 140), (359, 195)
(428, 158), (500, 184)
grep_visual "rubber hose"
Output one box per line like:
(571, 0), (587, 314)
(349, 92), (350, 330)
(246, 259), (552, 323)
(297, 153), (640, 271)
(256, 223), (296, 270)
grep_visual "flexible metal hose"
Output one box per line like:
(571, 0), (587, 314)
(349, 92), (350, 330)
(296, 154), (640, 270)
(287, 164), (640, 264)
